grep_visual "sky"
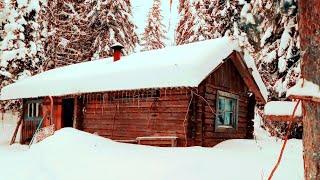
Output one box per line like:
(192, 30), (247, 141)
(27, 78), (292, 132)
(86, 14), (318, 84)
(131, 0), (179, 49)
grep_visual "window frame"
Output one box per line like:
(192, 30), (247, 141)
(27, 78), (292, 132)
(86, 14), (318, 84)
(24, 99), (43, 121)
(215, 90), (239, 132)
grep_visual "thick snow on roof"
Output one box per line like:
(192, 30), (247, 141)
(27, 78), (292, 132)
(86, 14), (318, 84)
(243, 51), (269, 101)
(0, 37), (267, 101)
(264, 101), (302, 117)
(287, 78), (320, 99)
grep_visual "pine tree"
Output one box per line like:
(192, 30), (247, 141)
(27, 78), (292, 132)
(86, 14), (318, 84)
(89, 0), (139, 59)
(44, 0), (138, 67)
(194, 0), (242, 39)
(140, 0), (167, 51)
(175, 0), (204, 45)
(240, 0), (300, 99)
(0, 0), (47, 110)
(43, 0), (95, 68)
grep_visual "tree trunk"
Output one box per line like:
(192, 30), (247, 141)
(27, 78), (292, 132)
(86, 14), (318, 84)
(298, 1), (320, 179)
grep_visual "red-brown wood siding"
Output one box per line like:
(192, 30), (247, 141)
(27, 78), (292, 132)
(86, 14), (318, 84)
(192, 58), (254, 147)
(80, 89), (191, 147)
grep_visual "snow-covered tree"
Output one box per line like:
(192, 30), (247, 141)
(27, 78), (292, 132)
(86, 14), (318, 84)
(175, 0), (204, 45)
(89, 0), (139, 59)
(0, 0), (47, 110)
(194, 0), (242, 39)
(238, 0), (301, 138)
(240, 0), (300, 99)
(192, 0), (300, 100)
(44, 0), (138, 67)
(140, 0), (167, 51)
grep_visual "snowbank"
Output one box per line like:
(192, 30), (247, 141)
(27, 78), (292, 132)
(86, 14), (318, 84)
(264, 101), (302, 117)
(0, 111), (20, 146)
(0, 127), (302, 180)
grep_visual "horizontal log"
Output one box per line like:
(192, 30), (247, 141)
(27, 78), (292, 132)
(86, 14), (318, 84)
(83, 113), (187, 120)
(83, 123), (185, 131)
(85, 106), (189, 113)
(86, 99), (190, 107)
(264, 115), (302, 122)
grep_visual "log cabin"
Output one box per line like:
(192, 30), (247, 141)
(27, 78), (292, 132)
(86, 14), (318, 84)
(0, 37), (268, 147)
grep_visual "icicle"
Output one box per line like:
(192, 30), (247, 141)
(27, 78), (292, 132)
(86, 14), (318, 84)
(164, 88), (167, 100)
(102, 93), (105, 115)
(125, 91), (128, 103)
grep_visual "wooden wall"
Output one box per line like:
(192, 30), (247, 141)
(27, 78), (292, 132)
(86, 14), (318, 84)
(191, 58), (254, 147)
(80, 89), (191, 146)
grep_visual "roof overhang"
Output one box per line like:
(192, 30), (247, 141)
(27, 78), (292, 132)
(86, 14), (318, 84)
(0, 37), (268, 104)
(230, 52), (267, 104)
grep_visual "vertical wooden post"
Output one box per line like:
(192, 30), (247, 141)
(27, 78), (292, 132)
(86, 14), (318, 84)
(298, 0), (320, 179)
(73, 97), (78, 128)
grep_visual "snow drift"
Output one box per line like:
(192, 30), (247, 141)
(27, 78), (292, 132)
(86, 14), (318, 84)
(1, 128), (298, 180)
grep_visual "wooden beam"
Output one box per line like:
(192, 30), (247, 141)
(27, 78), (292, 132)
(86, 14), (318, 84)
(10, 119), (22, 145)
(288, 95), (320, 103)
(264, 115), (302, 122)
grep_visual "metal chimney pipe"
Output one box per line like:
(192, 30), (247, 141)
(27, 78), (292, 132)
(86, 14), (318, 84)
(111, 42), (124, 62)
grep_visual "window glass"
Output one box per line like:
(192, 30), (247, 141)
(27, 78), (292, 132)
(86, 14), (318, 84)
(32, 103), (36, 117)
(25, 100), (42, 120)
(225, 98), (232, 111)
(35, 103), (39, 117)
(217, 114), (224, 125)
(224, 112), (232, 125)
(218, 97), (224, 111)
(28, 104), (32, 118)
(216, 92), (238, 129)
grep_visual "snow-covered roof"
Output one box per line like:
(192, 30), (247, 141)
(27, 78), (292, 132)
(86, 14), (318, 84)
(0, 37), (267, 102)
(264, 101), (302, 117)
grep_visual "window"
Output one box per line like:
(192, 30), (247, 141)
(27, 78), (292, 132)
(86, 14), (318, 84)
(215, 91), (238, 130)
(25, 100), (42, 121)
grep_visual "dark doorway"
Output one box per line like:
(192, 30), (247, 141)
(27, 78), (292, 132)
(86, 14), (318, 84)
(62, 98), (74, 128)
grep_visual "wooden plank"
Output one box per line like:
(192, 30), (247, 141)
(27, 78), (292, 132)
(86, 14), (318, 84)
(288, 95), (320, 103)
(264, 115), (302, 122)
(10, 119), (22, 145)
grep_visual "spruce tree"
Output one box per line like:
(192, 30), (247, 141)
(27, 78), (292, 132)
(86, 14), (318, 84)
(240, 0), (300, 99)
(0, 0), (47, 110)
(44, 0), (139, 67)
(194, 0), (242, 39)
(89, 0), (139, 59)
(175, 0), (204, 45)
(140, 0), (167, 51)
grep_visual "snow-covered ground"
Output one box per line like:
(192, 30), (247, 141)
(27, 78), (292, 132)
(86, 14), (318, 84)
(0, 113), (303, 180)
